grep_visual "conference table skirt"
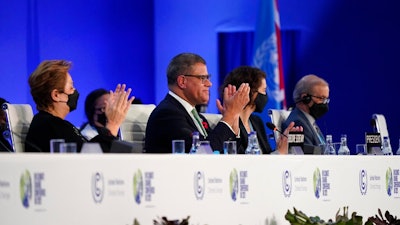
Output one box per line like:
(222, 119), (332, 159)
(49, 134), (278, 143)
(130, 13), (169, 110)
(0, 153), (399, 225)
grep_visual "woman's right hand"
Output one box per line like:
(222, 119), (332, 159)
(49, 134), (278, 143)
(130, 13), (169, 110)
(105, 84), (135, 136)
(276, 121), (303, 154)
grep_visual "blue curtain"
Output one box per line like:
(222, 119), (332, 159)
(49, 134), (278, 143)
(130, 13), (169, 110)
(217, 32), (254, 91)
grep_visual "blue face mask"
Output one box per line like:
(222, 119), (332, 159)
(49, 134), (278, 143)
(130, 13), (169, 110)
(254, 92), (268, 113)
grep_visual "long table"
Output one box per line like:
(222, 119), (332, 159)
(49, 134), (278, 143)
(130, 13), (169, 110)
(0, 154), (399, 225)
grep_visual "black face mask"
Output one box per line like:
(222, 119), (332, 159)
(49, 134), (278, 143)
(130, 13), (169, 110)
(254, 92), (268, 113)
(66, 90), (79, 112)
(97, 113), (107, 126)
(309, 102), (329, 119)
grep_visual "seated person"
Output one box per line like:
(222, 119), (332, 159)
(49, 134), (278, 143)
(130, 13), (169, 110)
(0, 97), (12, 152)
(144, 53), (250, 153)
(220, 66), (301, 154)
(282, 74), (330, 153)
(80, 88), (110, 140)
(25, 60), (134, 153)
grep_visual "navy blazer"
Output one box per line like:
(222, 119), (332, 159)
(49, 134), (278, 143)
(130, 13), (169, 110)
(144, 94), (240, 153)
(282, 107), (322, 147)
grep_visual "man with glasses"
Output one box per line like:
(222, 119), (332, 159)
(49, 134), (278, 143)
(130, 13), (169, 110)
(144, 53), (250, 153)
(282, 74), (330, 154)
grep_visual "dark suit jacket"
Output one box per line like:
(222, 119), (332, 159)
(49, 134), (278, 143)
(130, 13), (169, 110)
(282, 107), (322, 148)
(25, 111), (116, 153)
(144, 94), (239, 153)
(237, 114), (273, 154)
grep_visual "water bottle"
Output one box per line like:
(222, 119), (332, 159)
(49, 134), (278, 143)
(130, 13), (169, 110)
(396, 138), (400, 155)
(381, 136), (393, 155)
(324, 135), (336, 155)
(189, 131), (200, 154)
(245, 131), (261, 154)
(337, 134), (350, 155)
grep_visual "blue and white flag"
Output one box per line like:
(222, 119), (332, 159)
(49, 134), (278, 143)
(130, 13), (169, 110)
(252, 0), (286, 110)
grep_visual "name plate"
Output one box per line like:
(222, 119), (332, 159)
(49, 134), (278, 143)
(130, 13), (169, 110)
(288, 132), (304, 155)
(365, 132), (382, 155)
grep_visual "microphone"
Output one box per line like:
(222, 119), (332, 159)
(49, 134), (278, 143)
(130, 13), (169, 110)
(266, 122), (288, 138)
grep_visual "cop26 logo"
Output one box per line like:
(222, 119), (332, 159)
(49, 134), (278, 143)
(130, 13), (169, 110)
(20, 170), (32, 208)
(313, 168), (322, 199)
(133, 169), (143, 204)
(229, 169), (239, 201)
(386, 167), (393, 197)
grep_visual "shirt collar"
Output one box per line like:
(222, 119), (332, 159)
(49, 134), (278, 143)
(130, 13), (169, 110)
(168, 91), (195, 114)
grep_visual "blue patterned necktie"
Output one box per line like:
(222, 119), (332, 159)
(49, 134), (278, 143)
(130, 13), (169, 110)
(314, 122), (325, 145)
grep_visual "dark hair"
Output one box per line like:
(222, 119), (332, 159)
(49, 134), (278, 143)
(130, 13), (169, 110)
(84, 88), (109, 125)
(220, 66), (266, 105)
(28, 60), (72, 111)
(166, 53), (206, 85)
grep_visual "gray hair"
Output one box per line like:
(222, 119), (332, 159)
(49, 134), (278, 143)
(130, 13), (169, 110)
(293, 74), (329, 103)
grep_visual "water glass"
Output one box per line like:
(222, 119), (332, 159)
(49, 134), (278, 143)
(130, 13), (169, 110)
(50, 139), (65, 153)
(172, 140), (185, 154)
(356, 144), (367, 155)
(197, 141), (213, 154)
(223, 141), (237, 154)
(59, 142), (77, 153)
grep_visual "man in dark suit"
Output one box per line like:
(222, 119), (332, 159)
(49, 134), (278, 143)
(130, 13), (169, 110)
(144, 53), (250, 153)
(282, 74), (330, 154)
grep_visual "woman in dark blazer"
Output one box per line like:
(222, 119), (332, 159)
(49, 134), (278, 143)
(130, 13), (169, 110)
(220, 66), (300, 154)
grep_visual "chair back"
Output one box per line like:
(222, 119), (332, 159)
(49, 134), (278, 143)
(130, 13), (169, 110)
(2, 103), (34, 152)
(372, 113), (389, 144)
(120, 104), (156, 153)
(268, 109), (291, 143)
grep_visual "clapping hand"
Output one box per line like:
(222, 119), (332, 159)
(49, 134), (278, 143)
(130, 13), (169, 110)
(216, 83), (250, 134)
(105, 84), (135, 136)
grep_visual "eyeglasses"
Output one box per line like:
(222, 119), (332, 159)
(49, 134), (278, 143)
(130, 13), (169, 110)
(183, 74), (211, 84)
(310, 95), (330, 104)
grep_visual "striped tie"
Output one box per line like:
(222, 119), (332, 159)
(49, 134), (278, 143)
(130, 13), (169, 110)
(191, 108), (208, 137)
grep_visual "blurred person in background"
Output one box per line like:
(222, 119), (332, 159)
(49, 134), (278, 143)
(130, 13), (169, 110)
(80, 88), (111, 140)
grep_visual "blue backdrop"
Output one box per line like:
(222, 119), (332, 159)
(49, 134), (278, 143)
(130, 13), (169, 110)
(1, 0), (400, 154)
